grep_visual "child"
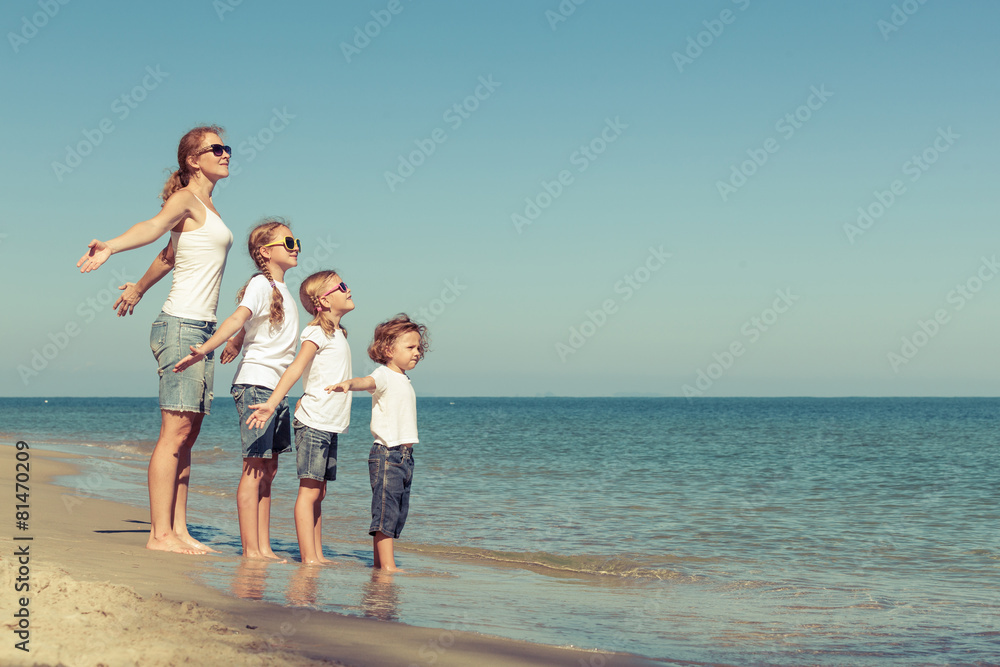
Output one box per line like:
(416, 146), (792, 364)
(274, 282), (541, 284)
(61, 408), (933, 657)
(246, 271), (355, 565)
(331, 314), (429, 571)
(174, 220), (300, 559)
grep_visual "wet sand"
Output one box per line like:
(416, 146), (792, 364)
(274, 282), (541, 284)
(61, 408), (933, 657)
(0, 444), (665, 667)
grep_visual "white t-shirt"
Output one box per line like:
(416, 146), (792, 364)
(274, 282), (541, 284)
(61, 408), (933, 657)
(369, 365), (418, 448)
(295, 325), (352, 433)
(232, 275), (298, 389)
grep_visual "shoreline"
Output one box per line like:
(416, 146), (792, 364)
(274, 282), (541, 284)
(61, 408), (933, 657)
(0, 443), (667, 667)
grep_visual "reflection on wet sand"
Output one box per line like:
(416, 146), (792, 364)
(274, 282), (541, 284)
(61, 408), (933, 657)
(361, 570), (400, 621)
(231, 558), (279, 601)
(287, 564), (322, 607)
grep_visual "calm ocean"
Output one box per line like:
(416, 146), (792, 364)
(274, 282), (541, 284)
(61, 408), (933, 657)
(2, 396), (998, 666)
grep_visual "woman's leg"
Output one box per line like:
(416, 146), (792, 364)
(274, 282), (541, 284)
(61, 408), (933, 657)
(169, 414), (219, 552)
(147, 410), (205, 554)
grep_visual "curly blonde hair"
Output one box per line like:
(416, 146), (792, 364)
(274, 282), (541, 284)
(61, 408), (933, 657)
(367, 314), (429, 365)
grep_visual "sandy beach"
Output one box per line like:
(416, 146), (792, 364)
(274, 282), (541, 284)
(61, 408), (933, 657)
(0, 444), (665, 667)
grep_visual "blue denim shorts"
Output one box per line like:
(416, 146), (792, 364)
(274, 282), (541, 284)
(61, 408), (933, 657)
(294, 420), (338, 481)
(231, 384), (292, 459)
(368, 443), (414, 539)
(150, 312), (215, 414)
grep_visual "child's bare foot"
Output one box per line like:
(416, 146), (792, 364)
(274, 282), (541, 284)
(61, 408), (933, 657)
(242, 551), (287, 563)
(147, 534), (207, 555)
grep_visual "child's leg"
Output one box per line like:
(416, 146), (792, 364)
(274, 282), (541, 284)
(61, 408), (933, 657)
(373, 532), (397, 571)
(236, 457), (270, 558)
(368, 444), (413, 571)
(255, 454), (281, 558)
(234, 385), (288, 560)
(313, 482), (328, 562)
(147, 410), (205, 554)
(294, 479), (326, 564)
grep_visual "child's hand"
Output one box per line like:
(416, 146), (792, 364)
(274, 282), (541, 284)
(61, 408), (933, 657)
(325, 381), (351, 393)
(246, 404), (274, 429)
(220, 337), (242, 364)
(173, 346), (205, 373)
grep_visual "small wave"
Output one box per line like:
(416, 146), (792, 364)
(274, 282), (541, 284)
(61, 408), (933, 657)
(400, 544), (704, 581)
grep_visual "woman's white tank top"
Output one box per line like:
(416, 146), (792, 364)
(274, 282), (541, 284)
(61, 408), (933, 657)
(161, 194), (233, 322)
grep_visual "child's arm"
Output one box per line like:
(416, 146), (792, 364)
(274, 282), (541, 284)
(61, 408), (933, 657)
(245, 342), (319, 428)
(173, 306), (252, 372)
(326, 376), (376, 394)
(114, 241), (174, 317)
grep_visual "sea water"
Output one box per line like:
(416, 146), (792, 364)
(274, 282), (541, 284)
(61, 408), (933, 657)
(2, 397), (998, 666)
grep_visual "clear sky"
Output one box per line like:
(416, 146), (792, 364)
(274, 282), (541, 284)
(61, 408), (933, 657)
(2, 0), (998, 397)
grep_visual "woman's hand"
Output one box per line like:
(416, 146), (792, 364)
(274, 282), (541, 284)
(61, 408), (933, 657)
(114, 282), (143, 316)
(174, 346), (206, 373)
(77, 239), (112, 273)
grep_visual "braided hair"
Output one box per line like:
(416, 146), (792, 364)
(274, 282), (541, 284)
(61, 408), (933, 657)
(235, 219), (289, 328)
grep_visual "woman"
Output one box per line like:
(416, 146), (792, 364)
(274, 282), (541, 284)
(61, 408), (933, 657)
(78, 125), (233, 554)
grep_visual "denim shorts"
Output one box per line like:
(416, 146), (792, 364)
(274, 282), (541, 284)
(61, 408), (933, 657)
(368, 443), (414, 539)
(231, 384), (292, 459)
(294, 420), (338, 482)
(150, 312), (215, 414)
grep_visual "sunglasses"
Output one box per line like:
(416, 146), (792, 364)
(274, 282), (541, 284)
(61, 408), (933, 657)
(321, 282), (348, 298)
(196, 143), (232, 157)
(262, 236), (302, 252)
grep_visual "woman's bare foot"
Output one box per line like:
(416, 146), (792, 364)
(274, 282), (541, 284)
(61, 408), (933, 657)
(147, 533), (207, 555)
(177, 532), (219, 553)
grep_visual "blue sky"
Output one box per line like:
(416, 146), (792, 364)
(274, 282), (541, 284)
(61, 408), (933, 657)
(2, 0), (998, 397)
